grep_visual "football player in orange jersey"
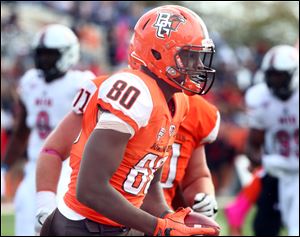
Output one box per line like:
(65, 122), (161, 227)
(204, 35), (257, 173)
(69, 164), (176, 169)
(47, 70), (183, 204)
(36, 5), (218, 236)
(161, 95), (220, 218)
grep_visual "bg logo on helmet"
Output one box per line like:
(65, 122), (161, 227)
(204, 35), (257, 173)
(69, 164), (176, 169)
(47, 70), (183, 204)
(153, 13), (185, 39)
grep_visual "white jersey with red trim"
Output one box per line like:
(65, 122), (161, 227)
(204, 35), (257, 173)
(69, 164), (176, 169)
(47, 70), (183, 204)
(18, 68), (95, 163)
(245, 82), (299, 162)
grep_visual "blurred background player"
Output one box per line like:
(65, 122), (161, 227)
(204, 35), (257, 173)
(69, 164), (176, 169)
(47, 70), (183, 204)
(38, 5), (218, 236)
(225, 44), (299, 236)
(161, 95), (220, 219)
(1, 24), (95, 235)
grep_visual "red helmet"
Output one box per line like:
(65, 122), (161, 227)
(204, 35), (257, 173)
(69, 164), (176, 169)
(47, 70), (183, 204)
(129, 5), (216, 95)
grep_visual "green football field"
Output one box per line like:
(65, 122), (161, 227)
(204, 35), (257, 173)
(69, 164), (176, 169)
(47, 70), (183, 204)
(1, 213), (14, 236)
(1, 208), (287, 236)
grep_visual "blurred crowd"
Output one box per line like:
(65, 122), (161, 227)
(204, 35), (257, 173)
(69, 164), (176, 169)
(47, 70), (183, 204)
(1, 1), (279, 200)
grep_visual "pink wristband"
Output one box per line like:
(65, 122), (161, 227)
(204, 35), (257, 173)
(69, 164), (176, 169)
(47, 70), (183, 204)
(41, 148), (63, 160)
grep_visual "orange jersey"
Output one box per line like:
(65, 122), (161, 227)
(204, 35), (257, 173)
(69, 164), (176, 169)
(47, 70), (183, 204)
(64, 69), (189, 226)
(161, 95), (220, 207)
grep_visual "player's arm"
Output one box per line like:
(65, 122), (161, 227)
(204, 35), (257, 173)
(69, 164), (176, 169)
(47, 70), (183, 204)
(36, 76), (96, 193)
(34, 111), (83, 234)
(3, 99), (30, 169)
(180, 105), (220, 218)
(76, 76), (158, 234)
(181, 145), (217, 218)
(181, 145), (214, 206)
(36, 111), (82, 193)
(77, 126), (208, 236)
(141, 167), (173, 217)
(245, 128), (265, 168)
(76, 126), (158, 235)
(35, 76), (96, 234)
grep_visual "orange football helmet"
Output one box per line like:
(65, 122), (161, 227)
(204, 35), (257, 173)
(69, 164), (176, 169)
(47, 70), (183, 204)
(129, 5), (216, 95)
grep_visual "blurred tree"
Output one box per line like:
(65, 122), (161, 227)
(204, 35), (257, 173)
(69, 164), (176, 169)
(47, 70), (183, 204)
(175, 1), (299, 47)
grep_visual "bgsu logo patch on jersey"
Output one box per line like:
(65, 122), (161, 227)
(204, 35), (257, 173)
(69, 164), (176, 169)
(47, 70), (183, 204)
(169, 125), (176, 136)
(157, 127), (166, 141)
(153, 13), (185, 39)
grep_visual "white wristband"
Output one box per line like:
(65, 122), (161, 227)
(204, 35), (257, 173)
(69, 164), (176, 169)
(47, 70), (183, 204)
(36, 191), (57, 212)
(35, 191), (57, 235)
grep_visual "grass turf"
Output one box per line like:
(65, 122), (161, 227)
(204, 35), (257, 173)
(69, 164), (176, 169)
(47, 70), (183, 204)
(1, 207), (288, 236)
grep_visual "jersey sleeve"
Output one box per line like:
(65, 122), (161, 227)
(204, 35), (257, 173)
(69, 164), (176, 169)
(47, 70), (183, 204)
(97, 72), (153, 133)
(200, 110), (221, 144)
(95, 112), (135, 138)
(244, 85), (267, 130)
(72, 72), (97, 115)
(190, 96), (220, 146)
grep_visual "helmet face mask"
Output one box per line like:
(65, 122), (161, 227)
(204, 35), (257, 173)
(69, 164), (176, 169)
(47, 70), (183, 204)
(265, 69), (294, 101)
(34, 48), (64, 82)
(129, 5), (216, 95)
(170, 45), (215, 95)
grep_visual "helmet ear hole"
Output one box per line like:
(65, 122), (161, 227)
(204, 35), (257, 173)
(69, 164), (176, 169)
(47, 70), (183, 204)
(151, 49), (161, 60)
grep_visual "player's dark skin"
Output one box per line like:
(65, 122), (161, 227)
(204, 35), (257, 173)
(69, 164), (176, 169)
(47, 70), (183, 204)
(77, 68), (180, 235)
(245, 128), (265, 168)
(3, 99), (30, 169)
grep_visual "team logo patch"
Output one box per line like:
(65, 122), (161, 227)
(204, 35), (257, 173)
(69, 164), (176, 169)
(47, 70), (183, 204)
(157, 127), (166, 141)
(153, 13), (186, 39)
(169, 125), (176, 136)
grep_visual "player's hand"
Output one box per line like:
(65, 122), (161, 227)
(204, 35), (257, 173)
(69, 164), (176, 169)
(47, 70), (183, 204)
(153, 207), (217, 236)
(192, 193), (218, 219)
(35, 191), (57, 235)
(35, 208), (52, 234)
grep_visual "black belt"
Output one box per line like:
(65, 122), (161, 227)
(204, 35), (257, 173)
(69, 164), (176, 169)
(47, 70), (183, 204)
(85, 218), (129, 234)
